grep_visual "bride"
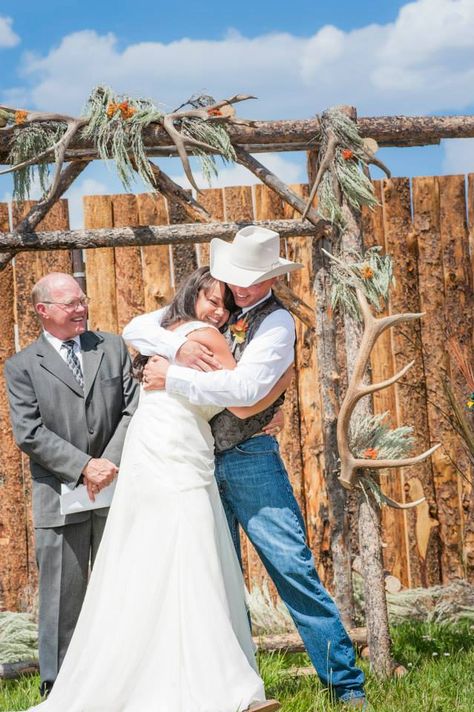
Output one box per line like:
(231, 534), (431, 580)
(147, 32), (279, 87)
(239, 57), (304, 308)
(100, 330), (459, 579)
(28, 267), (288, 712)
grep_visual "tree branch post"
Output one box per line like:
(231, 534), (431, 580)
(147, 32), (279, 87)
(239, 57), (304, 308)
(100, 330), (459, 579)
(337, 106), (394, 677)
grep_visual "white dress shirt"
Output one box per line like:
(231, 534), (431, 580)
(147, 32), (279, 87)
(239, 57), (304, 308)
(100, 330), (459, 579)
(122, 307), (185, 361)
(122, 295), (295, 408)
(43, 331), (83, 370)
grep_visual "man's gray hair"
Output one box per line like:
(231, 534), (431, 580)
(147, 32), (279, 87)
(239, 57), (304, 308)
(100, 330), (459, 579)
(32, 281), (52, 306)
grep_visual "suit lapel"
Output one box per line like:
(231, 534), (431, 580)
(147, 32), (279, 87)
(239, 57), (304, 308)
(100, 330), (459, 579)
(36, 334), (84, 397)
(80, 331), (104, 400)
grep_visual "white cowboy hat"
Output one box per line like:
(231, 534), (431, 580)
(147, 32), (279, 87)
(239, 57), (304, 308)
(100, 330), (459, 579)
(210, 226), (303, 287)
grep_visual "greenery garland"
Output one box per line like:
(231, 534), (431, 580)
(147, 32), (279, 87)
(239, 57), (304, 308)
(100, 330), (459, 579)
(310, 107), (382, 227)
(322, 245), (394, 321)
(8, 123), (66, 203)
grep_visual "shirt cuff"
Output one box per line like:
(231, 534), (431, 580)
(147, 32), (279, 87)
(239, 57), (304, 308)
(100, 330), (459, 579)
(166, 364), (193, 398)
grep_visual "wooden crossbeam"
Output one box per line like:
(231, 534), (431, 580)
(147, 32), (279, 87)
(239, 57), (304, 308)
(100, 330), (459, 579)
(0, 218), (326, 252)
(1, 114), (474, 165)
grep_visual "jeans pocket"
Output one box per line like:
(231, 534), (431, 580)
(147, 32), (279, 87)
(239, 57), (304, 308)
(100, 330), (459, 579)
(234, 436), (277, 456)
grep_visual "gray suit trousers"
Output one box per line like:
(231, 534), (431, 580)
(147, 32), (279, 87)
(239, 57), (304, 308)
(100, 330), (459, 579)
(35, 512), (107, 683)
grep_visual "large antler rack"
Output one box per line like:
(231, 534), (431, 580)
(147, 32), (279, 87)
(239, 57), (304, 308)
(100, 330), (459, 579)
(337, 288), (440, 500)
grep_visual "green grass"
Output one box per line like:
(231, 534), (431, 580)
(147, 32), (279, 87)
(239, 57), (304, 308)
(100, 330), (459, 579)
(1, 622), (473, 711)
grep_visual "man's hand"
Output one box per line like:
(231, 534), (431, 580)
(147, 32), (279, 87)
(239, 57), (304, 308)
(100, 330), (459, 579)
(82, 458), (118, 501)
(262, 408), (284, 437)
(143, 355), (170, 390)
(176, 340), (222, 371)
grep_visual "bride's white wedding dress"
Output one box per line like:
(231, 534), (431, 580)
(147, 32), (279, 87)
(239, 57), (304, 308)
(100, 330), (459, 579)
(30, 322), (265, 712)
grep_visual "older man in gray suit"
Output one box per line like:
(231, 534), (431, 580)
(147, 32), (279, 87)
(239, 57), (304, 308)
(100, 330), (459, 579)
(4, 272), (138, 697)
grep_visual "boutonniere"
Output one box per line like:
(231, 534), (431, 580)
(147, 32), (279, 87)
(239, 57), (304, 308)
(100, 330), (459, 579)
(229, 317), (249, 345)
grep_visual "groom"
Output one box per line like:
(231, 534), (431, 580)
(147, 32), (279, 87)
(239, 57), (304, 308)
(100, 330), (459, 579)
(123, 226), (366, 707)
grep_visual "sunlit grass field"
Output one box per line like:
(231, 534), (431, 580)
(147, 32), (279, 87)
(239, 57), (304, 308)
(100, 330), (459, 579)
(1, 622), (473, 711)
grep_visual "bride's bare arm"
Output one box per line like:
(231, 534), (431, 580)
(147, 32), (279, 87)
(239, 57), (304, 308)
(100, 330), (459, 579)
(229, 366), (293, 419)
(186, 328), (293, 418)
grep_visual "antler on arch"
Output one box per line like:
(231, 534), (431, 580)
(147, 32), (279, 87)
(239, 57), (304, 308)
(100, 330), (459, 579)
(337, 288), (440, 501)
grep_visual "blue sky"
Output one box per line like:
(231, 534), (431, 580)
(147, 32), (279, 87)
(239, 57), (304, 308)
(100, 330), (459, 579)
(1, 0), (473, 227)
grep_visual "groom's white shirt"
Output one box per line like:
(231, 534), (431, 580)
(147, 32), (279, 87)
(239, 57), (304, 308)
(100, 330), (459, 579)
(123, 294), (295, 407)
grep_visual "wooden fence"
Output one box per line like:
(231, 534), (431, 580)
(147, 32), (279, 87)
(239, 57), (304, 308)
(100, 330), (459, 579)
(0, 176), (473, 613)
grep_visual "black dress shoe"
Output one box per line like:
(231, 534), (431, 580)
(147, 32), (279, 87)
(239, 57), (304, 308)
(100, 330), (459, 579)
(39, 680), (54, 698)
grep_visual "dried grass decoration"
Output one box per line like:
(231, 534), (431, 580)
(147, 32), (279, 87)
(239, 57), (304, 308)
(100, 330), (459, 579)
(5, 86), (239, 202)
(322, 245), (394, 321)
(82, 88), (236, 192)
(8, 120), (68, 203)
(303, 106), (390, 225)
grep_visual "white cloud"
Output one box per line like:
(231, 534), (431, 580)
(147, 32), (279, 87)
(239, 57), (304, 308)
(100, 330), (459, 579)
(0, 16), (19, 49)
(2, 1), (474, 185)
(3, 0), (474, 118)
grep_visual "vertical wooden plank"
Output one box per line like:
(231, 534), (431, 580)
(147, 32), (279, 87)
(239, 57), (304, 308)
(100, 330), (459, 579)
(83, 196), (118, 333)
(0, 203), (29, 612)
(136, 193), (173, 312)
(10, 200), (73, 609)
(196, 189), (225, 266)
(284, 184), (332, 585)
(362, 181), (411, 586)
(439, 175), (474, 582)
(381, 177), (440, 587)
(222, 184), (265, 593)
(12, 202), (43, 347)
(168, 197), (198, 288)
(11, 203), (46, 606)
(468, 175), (474, 303)
(111, 194), (145, 331)
(254, 184), (305, 514)
(413, 176), (464, 582)
(466, 174), (474, 581)
(224, 186), (254, 222)
(37, 200), (72, 274)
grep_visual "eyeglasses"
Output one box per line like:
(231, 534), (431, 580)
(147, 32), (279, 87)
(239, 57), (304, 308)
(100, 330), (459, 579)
(41, 297), (90, 312)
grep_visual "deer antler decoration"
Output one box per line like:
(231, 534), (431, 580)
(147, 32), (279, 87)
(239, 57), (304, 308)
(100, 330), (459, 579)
(337, 287), (440, 497)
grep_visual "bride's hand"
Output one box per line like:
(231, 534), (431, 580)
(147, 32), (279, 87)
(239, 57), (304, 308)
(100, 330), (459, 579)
(176, 340), (222, 371)
(143, 355), (170, 390)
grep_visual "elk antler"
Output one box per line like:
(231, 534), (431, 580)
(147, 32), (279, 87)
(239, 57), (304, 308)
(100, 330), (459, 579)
(337, 288), (440, 494)
(160, 94), (255, 191)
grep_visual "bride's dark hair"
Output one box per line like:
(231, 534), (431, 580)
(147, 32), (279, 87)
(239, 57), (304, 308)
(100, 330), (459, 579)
(132, 266), (235, 381)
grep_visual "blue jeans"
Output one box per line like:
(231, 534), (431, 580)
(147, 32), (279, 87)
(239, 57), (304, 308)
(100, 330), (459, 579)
(215, 434), (365, 702)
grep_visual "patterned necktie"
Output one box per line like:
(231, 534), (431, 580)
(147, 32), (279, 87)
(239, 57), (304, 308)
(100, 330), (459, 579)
(61, 340), (84, 389)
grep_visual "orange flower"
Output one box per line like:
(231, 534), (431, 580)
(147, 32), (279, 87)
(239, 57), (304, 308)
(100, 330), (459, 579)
(229, 318), (249, 344)
(118, 101), (136, 120)
(207, 108), (223, 117)
(106, 102), (119, 118)
(15, 110), (28, 125)
(106, 101), (136, 120)
(342, 149), (354, 160)
(360, 263), (374, 280)
(363, 448), (378, 460)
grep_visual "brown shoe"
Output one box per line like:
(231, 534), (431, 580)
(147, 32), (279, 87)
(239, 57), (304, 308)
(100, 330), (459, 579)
(246, 701), (281, 712)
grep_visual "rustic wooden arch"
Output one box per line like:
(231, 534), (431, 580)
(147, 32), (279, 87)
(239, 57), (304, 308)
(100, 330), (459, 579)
(1, 98), (473, 676)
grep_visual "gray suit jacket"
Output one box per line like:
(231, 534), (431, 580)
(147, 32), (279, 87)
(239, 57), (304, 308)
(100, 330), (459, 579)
(5, 330), (139, 528)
